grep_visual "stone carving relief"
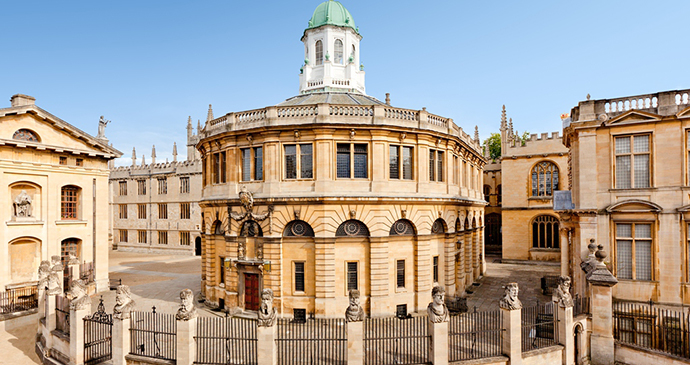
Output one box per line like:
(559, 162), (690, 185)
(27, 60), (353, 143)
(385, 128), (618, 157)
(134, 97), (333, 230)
(67, 280), (90, 311)
(13, 190), (32, 218)
(113, 285), (136, 319)
(345, 289), (365, 322)
(68, 253), (79, 265)
(229, 186), (274, 233)
(553, 276), (574, 308)
(499, 282), (522, 310)
(256, 242), (264, 260)
(258, 288), (277, 327)
(427, 286), (449, 323)
(176, 289), (198, 321)
(237, 241), (246, 260)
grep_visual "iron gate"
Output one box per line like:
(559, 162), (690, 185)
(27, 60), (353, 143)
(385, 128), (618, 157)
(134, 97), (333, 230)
(84, 298), (113, 365)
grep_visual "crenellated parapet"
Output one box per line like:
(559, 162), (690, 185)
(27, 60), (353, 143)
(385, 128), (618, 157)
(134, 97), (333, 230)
(110, 159), (201, 178)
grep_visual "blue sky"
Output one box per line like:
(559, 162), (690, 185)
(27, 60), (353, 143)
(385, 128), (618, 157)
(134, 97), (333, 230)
(2, 1), (688, 166)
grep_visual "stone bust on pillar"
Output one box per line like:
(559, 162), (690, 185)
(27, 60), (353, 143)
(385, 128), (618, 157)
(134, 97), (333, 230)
(345, 289), (365, 322)
(176, 289), (198, 320)
(258, 288), (277, 327)
(553, 276), (574, 308)
(66, 280), (90, 311)
(499, 282), (522, 310)
(427, 286), (449, 323)
(113, 285), (136, 319)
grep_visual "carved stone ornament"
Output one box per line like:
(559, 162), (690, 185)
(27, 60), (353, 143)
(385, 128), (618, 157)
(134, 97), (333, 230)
(294, 130), (300, 140)
(67, 280), (90, 311)
(349, 209), (356, 219)
(399, 132), (406, 141)
(113, 285), (136, 319)
(553, 276), (574, 308)
(229, 186), (274, 233)
(97, 116), (110, 139)
(237, 241), (246, 260)
(68, 253), (79, 265)
(349, 129), (356, 140)
(176, 289), (198, 321)
(13, 189), (32, 218)
(46, 271), (62, 295)
(580, 239), (599, 275)
(427, 286), (449, 323)
(50, 255), (63, 273)
(499, 283), (522, 310)
(401, 209), (407, 219)
(258, 288), (277, 327)
(256, 242), (264, 260)
(246, 135), (253, 144)
(345, 289), (365, 322)
(37, 260), (51, 289)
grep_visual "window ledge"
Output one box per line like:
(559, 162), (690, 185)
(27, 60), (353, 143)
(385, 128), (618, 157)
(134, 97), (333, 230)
(609, 187), (656, 192)
(6, 220), (44, 226)
(395, 287), (407, 293)
(529, 248), (560, 252)
(292, 291), (307, 296)
(616, 279), (659, 284)
(528, 196), (553, 201)
(55, 220), (87, 225)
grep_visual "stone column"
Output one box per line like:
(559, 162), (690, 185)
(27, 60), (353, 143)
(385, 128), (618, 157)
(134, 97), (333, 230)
(112, 317), (130, 365)
(499, 283), (522, 365)
(587, 249), (618, 365)
(347, 321), (364, 365)
(176, 289), (199, 365)
(69, 302), (92, 365)
(257, 325), (278, 365)
(559, 228), (570, 277)
(428, 286), (449, 365)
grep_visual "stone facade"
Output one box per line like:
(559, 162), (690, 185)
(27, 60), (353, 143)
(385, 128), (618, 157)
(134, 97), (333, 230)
(0, 94), (121, 292)
(109, 118), (203, 256)
(562, 89), (690, 305)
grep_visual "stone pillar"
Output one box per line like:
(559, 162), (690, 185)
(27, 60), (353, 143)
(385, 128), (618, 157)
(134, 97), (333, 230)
(553, 276), (575, 365)
(587, 249), (618, 365)
(429, 320), (449, 365)
(347, 321), (364, 365)
(112, 317), (130, 365)
(559, 228), (570, 277)
(44, 292), (57, 349)
(176, 316), (197, 365)
(499, 283), (522, 365)
(68, 256), (81, 282)
(69, 303), (92, 365)
(257, 325), (278, 365)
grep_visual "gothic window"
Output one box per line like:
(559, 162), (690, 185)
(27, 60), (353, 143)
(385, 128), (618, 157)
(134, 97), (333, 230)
(335, 219), (370, 237)
(532, 215), (559, 249)
(531, 161), (559, 197)
(496, 185), (502, 205)
(431, 218), (446, 234)
(180, 177), (190, 193)
(390, 219), (415, 236)
(240, 220), (263, 237)
(334, 39), (343, 64)
(60, 185), (80, 219)
(12, 129), (39, 142)
(138, 230), (147, 243)
(157, 178), (167, 195)
(119, 181), (127, 196)
(315, 40), (323, 65)
(283, 220), (315, 237)
(158, 231), (168, 245)
(180, 203), (191, 219)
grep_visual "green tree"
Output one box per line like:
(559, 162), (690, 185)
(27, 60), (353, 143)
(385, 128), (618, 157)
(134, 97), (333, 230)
(485, 133), (501, 161)
(519, 131), (530, 146)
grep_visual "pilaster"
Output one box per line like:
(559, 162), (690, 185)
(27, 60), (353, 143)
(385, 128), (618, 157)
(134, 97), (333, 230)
(443, 234), (456, 296)
(314, 238), (336, 316)
(415, 236), (432, 311)
(369, 237), (389, 316)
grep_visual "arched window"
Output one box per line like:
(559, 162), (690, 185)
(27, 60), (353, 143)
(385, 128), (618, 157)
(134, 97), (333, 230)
(531, 161), (559, 197)
(483, 185), (492, 202)
(283, 220), (315, 237)
(334, 39), (343, 64)
(315, 40), (323, 66)
(431, 218), (446, 234)
(390, 219), (415, 236)
(13, 129), (40, 142)
(351, 45), (356, 62)
(60, 185), (80, 219)
(532, 215), (559, 249)
(240, 220), (263, 237)
(336, 219), (369, 237)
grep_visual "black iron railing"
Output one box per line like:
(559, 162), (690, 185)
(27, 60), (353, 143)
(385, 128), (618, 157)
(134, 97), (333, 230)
(364, 316), (430, 365)
(130, 308), (176, 361)
(449, 308), (502, 361)
(0, 286), (38, 314)
(195, 316), (258, 365)
(613, 300), (690, 359)
(276, 317), (347, 365)
(573, 295), (590, 317)
(521, 302), (557, 352)
(84, 298), (113, 365)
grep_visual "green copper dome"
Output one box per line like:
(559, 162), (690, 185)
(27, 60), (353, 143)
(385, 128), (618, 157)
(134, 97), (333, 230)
(306, 0), (358, 33)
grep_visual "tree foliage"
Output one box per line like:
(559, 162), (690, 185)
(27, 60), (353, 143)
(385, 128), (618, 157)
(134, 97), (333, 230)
(485, 133), (501, 161)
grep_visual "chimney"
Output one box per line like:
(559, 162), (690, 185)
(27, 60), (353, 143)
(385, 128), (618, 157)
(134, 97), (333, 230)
(385, 93), (390, 105)
(11, 94), (36, 107)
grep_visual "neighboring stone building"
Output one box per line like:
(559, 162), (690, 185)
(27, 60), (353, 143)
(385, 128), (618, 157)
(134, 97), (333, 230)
(0, 94), (121, 292)
(562, 89), (690, 305)
(109, 117), (203, 256)
(482, 106), (569, 261)
(197, 1), (487, 318)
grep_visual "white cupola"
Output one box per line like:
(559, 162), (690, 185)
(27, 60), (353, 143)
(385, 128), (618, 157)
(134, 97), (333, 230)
(299, 1), (366, 95)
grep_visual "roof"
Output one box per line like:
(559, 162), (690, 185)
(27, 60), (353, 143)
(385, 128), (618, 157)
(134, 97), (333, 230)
(277, 92), (385, 106)
(306, 1), (357, 34)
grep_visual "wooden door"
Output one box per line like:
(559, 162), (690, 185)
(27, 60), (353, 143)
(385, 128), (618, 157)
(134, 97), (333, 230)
(244, 273), (260, 311)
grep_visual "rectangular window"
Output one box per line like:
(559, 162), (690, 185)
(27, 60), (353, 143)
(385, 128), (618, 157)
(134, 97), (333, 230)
(119, 181), (127, 196)
(119, 230), (128, 243)
(437, 151), (444, 182)
(396, 260), (405, 288)
(180, 203), (191, 219)
(354, 144), (367, 178)
(180, 231), (190, 246)
(254, 147), (263, 180)
(615, 134), (651, 189)
(157, 178), (167, 194)
(137, 180), (146, 195)
(213, 152), (226, 184)
(180, 177), (190, 193)
(76, 158), (83, 167)
(293, 308), (307, 323)
(390, 145), (413, 180)
(463, 161), (468, 187)
(138, 230), (147, 244)
(433, 256), (439, 283)
(284, 144), (313, 179)
(294, 262), (305, 292)
(336, 143), (368, 179)
(61, 187), (79, 219)
(615, 223), (653, 281)
(138, 204), (146, 219)
(158, 204), (167, 219)
(429, 150), (435, 181)
(390, 145), (399, 179)
(241, 147), (263, 181)
(241, 148), (251, 181)
(402, 146), (412, 180)
(158, 231), (168, 245)
(59, 156), (67, 165)
(119, 204), (127, 219)
(687, 130), (690, 185)
(212, 153), (219, 184)
(347, 262), (358, 291)
(429, 149), (444, 181)
(453, 156), (458, 184)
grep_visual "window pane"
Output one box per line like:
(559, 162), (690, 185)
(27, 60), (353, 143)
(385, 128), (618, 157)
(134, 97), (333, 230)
(254, 147), (263, 180)
(354, 144), (367, 178)
(617, 223), (632, 237)
(633, 135), (649, 153)
(242, 149), (251, 181)
(315, 40), (323, 66)
(390, 145), (399, 179)
(300, 144), (313, 179)
(633, 154), (649, 188)
(285, 145), (297, 179)
(396, 260), (405, 288)
(295, 262), (305, 292)
(617, 240), (633, 279)
(545, 169), (552, 196)
(635, 240), (652, 281)
(616, 137), (631, 154)
(553, 169), (559, 192)
(337, 144), (350, 178)
(635, 224), (651, 238)
(429, 151), (435, 181)
(531, 171), (538, 196)
(616, 155), (631, 189)
(402, 147), (413, 180)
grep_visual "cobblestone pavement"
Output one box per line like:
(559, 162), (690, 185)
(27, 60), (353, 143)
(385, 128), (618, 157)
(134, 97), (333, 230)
(465, 256), (560, 312)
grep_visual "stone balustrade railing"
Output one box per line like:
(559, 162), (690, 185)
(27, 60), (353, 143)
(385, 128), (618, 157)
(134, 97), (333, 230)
(573, 89), (690, 122)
